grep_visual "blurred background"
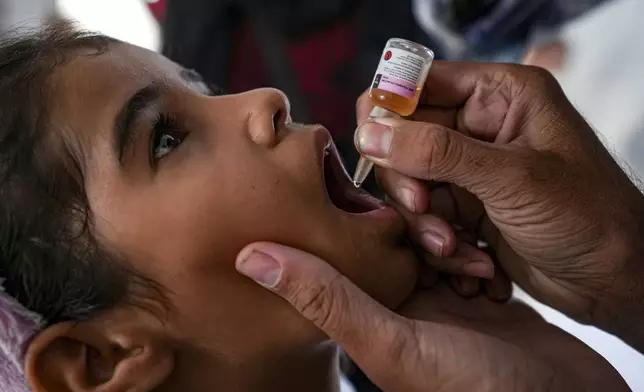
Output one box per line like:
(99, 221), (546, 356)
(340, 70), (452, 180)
(2, 0), (644, 390)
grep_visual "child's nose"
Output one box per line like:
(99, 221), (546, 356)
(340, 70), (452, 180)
(242, 88), (291, 147)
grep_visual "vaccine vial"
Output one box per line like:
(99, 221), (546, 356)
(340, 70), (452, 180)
(369, 38), (434, 116)
(352, 38), (434, 187)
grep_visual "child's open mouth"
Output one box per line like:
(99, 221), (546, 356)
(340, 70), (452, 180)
(322, 143), (386, 214)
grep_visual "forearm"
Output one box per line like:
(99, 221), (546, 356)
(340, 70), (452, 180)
(594, 279), (644, 354)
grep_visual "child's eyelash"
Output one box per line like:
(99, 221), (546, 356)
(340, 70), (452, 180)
(154, 113), (179, 129)
(152, 113), (180, 139)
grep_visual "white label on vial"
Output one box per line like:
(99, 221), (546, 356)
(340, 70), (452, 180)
(371, 48), (425, 99)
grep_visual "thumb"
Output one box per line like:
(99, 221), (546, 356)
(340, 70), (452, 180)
(355, 117), (511, 195)
(235, 242), (417, 378)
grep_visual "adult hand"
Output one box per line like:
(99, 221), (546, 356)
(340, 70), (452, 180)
(235, 242), (628, 392)
(354, 61), (644, 350)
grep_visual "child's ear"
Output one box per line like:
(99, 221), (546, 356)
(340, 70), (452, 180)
(24, 318), (174, 392)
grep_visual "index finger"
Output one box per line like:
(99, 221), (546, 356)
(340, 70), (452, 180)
(420, 60), (524, 108)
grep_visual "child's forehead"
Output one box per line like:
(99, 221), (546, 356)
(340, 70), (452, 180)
(50, 42), (182, 116)
(58, 42), (182, 88)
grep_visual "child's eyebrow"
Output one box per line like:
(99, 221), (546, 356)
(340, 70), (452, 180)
(113, 69), (221, 166)
(114, 83), (162, 165)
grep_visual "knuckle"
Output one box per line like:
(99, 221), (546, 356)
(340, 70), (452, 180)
(485, 63), (556, 97)
(518, 65), (561, 98)
(487, 64), (553, 100)
(289, 272), (348, 332)
(492, 63), (525, 84)
(523, 64), (557, 85)
(495, 64), (530, 97)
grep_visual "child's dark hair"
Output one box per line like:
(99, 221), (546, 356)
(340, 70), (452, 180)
(0, 21), (162, 326)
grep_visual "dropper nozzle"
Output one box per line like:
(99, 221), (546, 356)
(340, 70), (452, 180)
(352, 157), (374, 188)
(352, 106), (397, 188)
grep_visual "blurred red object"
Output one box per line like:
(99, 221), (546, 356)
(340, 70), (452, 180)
(145, 0), (167, 22)
(229, 21), (356, 139)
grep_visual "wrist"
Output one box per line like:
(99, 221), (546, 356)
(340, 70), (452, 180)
(591, 212), (644, 352)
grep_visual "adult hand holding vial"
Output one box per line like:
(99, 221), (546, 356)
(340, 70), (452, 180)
(239, 61), (644, 391)
(352, 38), (434, 187)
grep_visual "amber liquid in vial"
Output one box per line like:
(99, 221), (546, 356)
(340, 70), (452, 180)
(369, 86), (423, 117)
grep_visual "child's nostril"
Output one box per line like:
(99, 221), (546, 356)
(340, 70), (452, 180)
(273, 109), (286, 135)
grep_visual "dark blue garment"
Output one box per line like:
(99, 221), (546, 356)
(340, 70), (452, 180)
(417, 0), (610, 61)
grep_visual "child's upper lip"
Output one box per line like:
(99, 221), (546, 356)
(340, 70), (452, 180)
(281, 121), (331, 155)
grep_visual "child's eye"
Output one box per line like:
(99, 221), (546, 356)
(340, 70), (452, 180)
(150, 114), (187, 166)
(154, 132), (184, 159)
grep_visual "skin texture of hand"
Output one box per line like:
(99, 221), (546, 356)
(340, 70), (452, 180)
(235, 242), (629, 392)
(354, 61), (644, 351)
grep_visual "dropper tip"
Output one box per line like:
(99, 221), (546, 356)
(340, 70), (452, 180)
(352, 157), (373, 189)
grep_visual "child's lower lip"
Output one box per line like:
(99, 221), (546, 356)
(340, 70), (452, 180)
(343, 204), (406, 241)
(352, 204), (399, 220)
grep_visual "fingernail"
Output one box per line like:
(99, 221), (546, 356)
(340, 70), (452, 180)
(397, 187), (416, 212)
(421, 230), (445, 257)
(463, 261), (495, 280)
(236, 250), (283, 288)
(356, 122), (392, 158)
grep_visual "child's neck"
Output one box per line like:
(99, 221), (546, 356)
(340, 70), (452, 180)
(252, 341), (342, 392)
(168, 340), (342, 392)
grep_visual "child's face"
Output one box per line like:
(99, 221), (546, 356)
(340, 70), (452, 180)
(50, 42), (416, 371)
